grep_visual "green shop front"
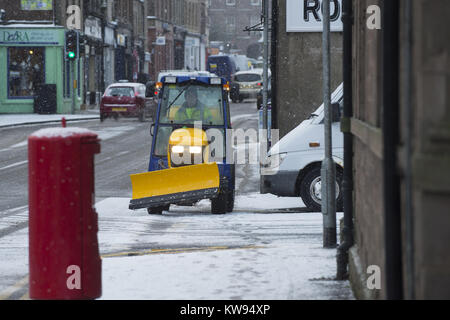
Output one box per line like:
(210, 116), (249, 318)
(0, 26), (83, 114)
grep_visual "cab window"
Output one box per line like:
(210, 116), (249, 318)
(158, 84), (224, 126)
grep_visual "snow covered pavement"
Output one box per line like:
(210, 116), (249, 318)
(96, 194), (354, 300)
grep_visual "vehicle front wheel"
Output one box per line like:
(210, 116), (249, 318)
(211, 192), (228, 214)
(299, 166), (343, 212)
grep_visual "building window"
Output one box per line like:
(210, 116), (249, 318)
(226, 0), (236, 6)
(251, 0), (261, 5)
(226, 16), (236, 34)
(8, 47), (45, 98)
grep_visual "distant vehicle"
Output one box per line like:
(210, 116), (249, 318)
(248, 58), (264, 69)
(231, 54), (251, 72)
(207, 55), (237, 82)
(230, 68), (270, 103)
(100, 82), (156, 122)
(260, 83), (344, 212)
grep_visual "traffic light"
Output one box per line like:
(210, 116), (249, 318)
(78, 34), (86, 57)
(65, 30), (78, 60)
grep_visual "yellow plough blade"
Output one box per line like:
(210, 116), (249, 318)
(129, 163), (220, 210)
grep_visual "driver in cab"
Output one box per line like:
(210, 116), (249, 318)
(174, 87), (214, 124)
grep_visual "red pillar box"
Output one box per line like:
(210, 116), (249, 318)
(28, 127), (101, 300)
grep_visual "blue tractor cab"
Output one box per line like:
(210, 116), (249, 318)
(129, 75), (235, 215)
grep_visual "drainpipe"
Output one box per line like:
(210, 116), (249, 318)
(336, 0), (354, 280)
(382, 0), (403, 300)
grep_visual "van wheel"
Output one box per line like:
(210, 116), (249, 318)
(299, 166), (343, 212)
(211, 192), (227, 214)
(147, 204), (170, 215)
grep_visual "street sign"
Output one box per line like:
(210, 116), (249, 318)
(155, 36), (166, 46)
(286, 0), (343, 32)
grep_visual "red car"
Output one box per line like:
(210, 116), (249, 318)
(100, 82), (156, 122)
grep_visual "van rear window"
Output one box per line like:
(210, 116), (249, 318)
(234, 74), (261, 82)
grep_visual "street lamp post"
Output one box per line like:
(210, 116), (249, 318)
(321, 0), (337, 248)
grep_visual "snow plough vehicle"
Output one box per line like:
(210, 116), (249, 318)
(129, 74), (235, 214)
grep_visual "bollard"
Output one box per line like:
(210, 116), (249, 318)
(28, 127), (101, 299)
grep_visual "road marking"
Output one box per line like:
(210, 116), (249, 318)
(101, 245), (265, 258)
(0, 276), (28, 300)
(0, 246), (265, 300)
(0, 160), (28, 171)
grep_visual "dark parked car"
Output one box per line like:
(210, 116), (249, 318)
(100, 82), (156, 122)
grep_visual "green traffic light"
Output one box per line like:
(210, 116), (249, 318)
(68, 51), (76, 59)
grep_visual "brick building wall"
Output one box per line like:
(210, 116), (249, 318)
(348, 0), (450, 299)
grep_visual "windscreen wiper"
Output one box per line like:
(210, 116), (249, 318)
(167, 84), (192, 110)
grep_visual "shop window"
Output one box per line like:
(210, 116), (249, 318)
(8, 47), (45, 98)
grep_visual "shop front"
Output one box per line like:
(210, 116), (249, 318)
(0, 26), (83, 114)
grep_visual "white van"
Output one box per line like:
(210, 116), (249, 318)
(261, 83), (344, 212)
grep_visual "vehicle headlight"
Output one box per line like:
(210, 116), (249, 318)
(171, 145), (184, 153)
(263, 153), (287, 169)
(189, 146), (202, 154)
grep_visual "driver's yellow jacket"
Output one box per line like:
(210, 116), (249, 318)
(174, 103), (214, 123)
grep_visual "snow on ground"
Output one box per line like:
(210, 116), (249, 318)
(96, 195), (353, 300)
(0, 114), (98, 128)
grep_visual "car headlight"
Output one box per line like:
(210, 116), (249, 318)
(171, 145), (184, 153)
(189, 146), (202, 154)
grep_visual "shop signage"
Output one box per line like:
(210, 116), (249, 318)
(0, 28), (60, 45)
(155, 36), (166, 46)
(21, 0), (52, 10)
(104, 27), (115, 46)
(117, 34), (126, 47)
(286, 0), (343, 32)
(84, 17), (102, 40)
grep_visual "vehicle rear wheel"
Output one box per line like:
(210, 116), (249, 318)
(226, 190), (235, 213)
(211, 192), (227, 214)
(100, 114), (106, 122)
(113, 113), (119, 121)
(147, 204), (170, 215)
(299, 166), (343, 212)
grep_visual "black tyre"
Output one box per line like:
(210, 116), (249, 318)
(226, 190), (235, 213)
(100, 113), (106, 122)
(113, 113), (119, 121)
(211, 192), (227, 214)
(147, 204), (170, 215)
(299, 166), (343, 212)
